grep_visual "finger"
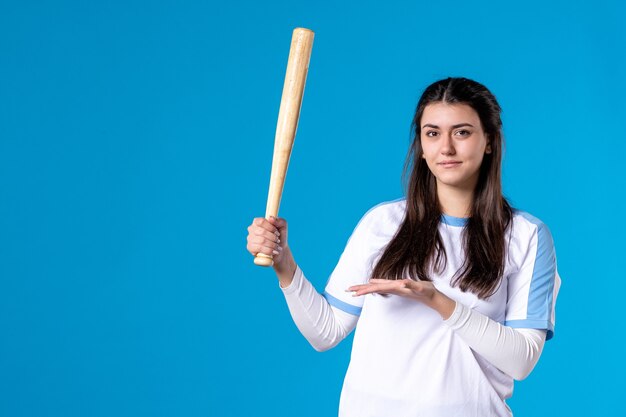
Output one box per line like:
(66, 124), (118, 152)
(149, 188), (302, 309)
(252, 227), (281, 244)
(347, 282), (396, 291)
(370, 278), (416, 291)
(247, 235), (282, 252)
(367, 280), (404, 290)
(363, 281), (414, 295)
(247, 242), (281, 257)
(268, 216), (288, 228)
(252, 217), (280, 235)
(368, 278), (408, 285)
(269, 216), (288, 234)
(349, 284), (390, 296)
(351, 287), (378, 296)
(347, 284), (373, 292)
(353, 288), (393, 297)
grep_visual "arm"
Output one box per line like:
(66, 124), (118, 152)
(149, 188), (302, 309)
(268, 205), (381, 351)
(349, 279), (547, 381)
(440, 297), (547, 380)
(256, 208), (378, 352)
(279, 263), (358, 352)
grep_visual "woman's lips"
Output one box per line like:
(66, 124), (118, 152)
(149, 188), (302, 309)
(438, 161), (462, 168)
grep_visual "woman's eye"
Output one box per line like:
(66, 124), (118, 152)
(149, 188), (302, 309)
(455, 129), (471, 137)
(426, 131), (438, 137)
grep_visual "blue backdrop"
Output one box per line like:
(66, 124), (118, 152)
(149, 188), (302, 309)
(1, 0), (624, 416)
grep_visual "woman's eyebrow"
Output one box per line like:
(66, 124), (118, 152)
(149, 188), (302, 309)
(422, 123), (475, 129)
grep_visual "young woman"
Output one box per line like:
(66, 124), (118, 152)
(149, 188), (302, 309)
(246, 77), (561, 417)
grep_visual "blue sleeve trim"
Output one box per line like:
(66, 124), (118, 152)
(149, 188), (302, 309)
(505, 319), (555, 341)
(517, 212), (557, 338)
(322, 291), (362, 316)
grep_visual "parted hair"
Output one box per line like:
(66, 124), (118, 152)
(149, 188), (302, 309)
(371, 77), (513, 299)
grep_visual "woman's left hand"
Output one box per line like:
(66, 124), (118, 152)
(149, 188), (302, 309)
(347, 279), (456, 319)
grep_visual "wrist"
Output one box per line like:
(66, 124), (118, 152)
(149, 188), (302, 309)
(429, 290), (456, 320)
(273, 247), (296, 287)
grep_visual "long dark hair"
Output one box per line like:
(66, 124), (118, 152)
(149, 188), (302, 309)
(371, 77), (513, 299)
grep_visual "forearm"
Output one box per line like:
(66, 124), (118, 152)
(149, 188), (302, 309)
(280, 265), (357, 352)
(440, 299), (547, 380)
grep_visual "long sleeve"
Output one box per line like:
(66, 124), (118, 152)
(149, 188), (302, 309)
(443, 300), (547, 380)
(280, 264), (359, 352)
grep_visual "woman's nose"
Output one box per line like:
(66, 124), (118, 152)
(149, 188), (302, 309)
(440, 133), (455, 155)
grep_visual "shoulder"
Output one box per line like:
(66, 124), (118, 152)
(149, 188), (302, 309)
(359, 197), (406, 228)
(510, 209), (554, 242)
(509, 209), (556, 261)
(347, 197), (406, 241)
(512, 208), (548, 228)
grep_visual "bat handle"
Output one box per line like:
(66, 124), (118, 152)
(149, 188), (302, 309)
(254, 214), (278, 267)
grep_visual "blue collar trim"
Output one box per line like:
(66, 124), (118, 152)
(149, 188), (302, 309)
(441, 213), (469, 227)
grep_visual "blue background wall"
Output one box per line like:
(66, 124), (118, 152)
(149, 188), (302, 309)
(1, 0), (624, 415)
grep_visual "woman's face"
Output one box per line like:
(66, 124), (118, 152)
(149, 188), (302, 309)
(420, 102), (491, 192)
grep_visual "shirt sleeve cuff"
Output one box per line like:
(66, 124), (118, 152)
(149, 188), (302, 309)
(442, 300), (471, 329)
(279, 264), (303, 295)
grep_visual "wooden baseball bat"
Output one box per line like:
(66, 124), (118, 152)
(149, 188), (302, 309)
(254, 28), (314, 267)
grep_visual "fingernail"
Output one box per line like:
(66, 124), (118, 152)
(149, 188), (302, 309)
(277, 238), (281, 244)
(272, 250), (279, 255)
(274, 231), (280, 237)
(277, 245), (283, 251)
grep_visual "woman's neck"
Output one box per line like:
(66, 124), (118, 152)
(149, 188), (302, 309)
(436, 183), (474, 218)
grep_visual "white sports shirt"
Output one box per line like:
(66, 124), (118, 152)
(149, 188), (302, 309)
(296, 198), (560, 417)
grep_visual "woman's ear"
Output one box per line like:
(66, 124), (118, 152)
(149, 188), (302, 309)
(484, 134), (492, 154)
